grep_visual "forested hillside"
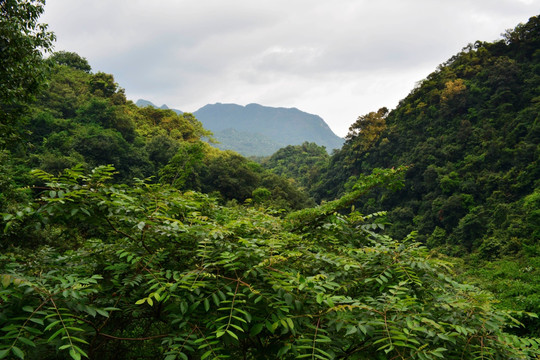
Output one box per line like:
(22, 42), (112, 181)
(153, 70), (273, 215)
(1, 1), (539, 359)
(314, 15), (540, 254)
(270, 15), (540, 336)
(1, 50), (313, 212)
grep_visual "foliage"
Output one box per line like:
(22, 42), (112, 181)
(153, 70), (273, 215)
(0, 0), (55, 147)
(1, 166), (538, 359)
(48, 51), (92, 73)
(261, 142), (330, 195)
(345, 107), (388, 155)
(313, 15), (540, 256)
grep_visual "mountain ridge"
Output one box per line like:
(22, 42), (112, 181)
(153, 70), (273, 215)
(136, 99), (344, 156)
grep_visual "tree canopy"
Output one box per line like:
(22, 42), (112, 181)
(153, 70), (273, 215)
(0, 0), (55, 147)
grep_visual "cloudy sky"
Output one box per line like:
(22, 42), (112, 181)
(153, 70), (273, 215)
(41, 0), (539, 137)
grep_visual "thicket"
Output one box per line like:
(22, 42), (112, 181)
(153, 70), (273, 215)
(1, 166), (539, 359)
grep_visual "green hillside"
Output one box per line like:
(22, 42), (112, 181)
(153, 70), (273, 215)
(1, 2), (539, 359)
(314, 15), (540, 255)
(301, 15), (540, 334)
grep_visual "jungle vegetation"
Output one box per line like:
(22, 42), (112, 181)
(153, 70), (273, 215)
(1, 1), (539, 359)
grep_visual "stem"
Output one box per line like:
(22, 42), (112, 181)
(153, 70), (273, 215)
(49, 297), (76, 353)
(311, 317), (321, 360)
(98, 333), (168, 341)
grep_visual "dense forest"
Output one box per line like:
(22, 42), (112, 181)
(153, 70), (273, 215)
(265, 14), (540, 338)
(1, 1), (539, 359)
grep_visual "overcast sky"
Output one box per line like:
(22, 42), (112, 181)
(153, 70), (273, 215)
(41, 1), (539, 137)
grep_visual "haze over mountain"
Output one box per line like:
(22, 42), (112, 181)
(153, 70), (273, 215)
(136, 100), (344, 156)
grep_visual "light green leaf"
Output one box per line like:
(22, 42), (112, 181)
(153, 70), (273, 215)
(200, 350), (213, 360)
(285, 318), (294, 330)
(227, 330), (239, 340)
(69, 348), (81, 360)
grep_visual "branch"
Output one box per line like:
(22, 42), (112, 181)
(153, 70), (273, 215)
(105, 216), (152, 254)
(98, 333), (168, 341)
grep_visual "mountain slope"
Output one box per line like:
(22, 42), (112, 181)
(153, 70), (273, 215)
(307, 16), (540, 334)
(194, 103), (344, 156)
(315, 15), (540, 253)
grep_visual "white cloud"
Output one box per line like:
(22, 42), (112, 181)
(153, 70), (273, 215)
(41, 0), (540, 136)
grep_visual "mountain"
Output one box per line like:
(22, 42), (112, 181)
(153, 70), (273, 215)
(136, 100), (344, 156)
(193, 103), (344, 156)
(206, 128), (285, 157)
(314, 15), (540, 253)
(135, 99), (183, 115)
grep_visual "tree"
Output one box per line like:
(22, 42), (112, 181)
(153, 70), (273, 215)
(159, 141), (206, 189)
(48, 51), (91, 72)
(345, 107), (388, 151)
(0, 0), (55, 147)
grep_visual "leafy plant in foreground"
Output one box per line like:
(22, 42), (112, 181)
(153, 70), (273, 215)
(1, 166), (539, 359)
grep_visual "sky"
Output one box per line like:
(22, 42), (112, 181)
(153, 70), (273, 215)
(41, 0), (539, 137)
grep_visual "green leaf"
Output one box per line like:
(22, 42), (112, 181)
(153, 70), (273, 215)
(276, 344), (291, 357)
(212, 293), (220, 306)
(47, 327), (65, 342)
(69, 348), (81, 360)
(285, 318), (294, 330)
(250, 323), (264, 336)
(265, 320), (275, 334)
(0, 349), (10, 359)
(200, 350), (213, 360)
(11, 346), (24, 359)
(95, 309), (109, 317)
(44, 320), (62, 332)
(18, 337), (35, 347)
(204, 298), (210, 312)
(29, 318), (44, 326)
(226, 330), (239, 340)
(345, 325), (357, 335)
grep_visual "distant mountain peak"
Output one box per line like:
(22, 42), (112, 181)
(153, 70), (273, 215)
(194, 102), (343, 156)
(135, 99), (182, 115)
